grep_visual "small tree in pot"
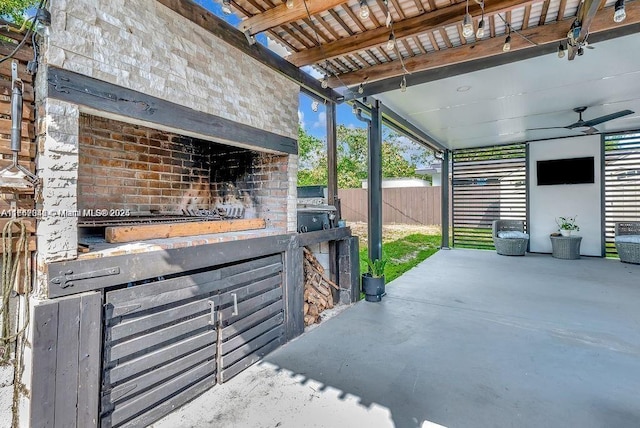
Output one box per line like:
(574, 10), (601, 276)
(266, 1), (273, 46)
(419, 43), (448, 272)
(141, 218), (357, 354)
(362, 258), (387, 302)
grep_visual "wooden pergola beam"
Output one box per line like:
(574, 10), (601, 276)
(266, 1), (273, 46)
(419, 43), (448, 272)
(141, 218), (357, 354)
(329, 4), (640, 87)
(288, 0), (537, 67)
(239, 0), (349, 36)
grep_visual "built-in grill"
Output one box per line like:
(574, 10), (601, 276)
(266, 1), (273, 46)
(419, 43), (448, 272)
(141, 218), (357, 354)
(297, 186), (337, 233)
(74, 113), (294, 249)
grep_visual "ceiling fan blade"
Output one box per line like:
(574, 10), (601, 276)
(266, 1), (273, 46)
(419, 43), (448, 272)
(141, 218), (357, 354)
(526, 126), (569, 131)
(582, 110), (634, 127)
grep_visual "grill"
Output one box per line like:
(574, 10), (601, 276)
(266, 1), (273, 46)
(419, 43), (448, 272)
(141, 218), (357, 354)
(77, 215), (219, 227)
(297, 186), (337, 233)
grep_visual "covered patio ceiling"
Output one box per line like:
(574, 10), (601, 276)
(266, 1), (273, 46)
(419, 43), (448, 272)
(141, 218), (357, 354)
(228, 0), (640, 151)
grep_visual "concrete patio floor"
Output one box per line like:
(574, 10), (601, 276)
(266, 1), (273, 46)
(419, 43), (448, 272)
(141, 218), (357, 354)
(153, 249), (640, 428)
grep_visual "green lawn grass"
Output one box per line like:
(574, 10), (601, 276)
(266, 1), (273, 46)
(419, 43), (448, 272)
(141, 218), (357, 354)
(359, 234), (441, 283)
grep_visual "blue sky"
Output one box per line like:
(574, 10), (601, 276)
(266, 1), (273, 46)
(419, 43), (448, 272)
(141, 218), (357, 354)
(196, 0), (364, 140)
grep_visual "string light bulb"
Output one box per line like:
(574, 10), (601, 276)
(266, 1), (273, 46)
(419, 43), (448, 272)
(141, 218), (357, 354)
(614, 0), (626, 22)
(462, 14), (474, 38)
(503, 34), (511, 52)
(476, 19), (485, 39)
(400, 75), (407, 92)
(386, 33), (396, 51)
(557, 42), (565, 58)
(359, 0), (370, 20)
(321, 75), (328, 89)
(462, 0), (474, 39)
(358, 83), (364, 94)
(286, 0), (294, 9)
(222, 0), (232, 14)
(311, 100), (319, 112)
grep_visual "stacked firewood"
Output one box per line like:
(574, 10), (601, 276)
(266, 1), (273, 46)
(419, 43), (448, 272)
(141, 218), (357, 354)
(303, 247), (339, 326)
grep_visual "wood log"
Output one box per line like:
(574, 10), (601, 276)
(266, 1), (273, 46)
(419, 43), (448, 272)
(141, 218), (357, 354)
(105, 218), (266, 243)
(308, 279), (331, 298)
(305, 291), (327, 309)
(308, 304), (319, 317)
(303, 247), (324, 268)
(304, 315), (316, 326)
(304, 302), (309, 315)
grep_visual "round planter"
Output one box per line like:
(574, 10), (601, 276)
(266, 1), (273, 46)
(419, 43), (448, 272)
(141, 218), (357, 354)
(560, 229), (572, 237)
(362, 274), (385, 302)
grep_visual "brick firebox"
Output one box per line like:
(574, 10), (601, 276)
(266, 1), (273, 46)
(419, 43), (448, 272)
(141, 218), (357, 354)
(78, 114), (293, 232)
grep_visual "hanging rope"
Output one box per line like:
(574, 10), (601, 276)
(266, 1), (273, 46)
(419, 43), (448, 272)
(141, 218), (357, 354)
(0, 219), (31, 363)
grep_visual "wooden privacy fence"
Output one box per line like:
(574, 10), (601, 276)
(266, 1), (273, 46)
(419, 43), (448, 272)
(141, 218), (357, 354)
(338, 187), (441, 225)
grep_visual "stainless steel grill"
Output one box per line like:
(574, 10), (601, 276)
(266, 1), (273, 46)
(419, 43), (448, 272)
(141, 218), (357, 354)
(297, 186), (337, 233)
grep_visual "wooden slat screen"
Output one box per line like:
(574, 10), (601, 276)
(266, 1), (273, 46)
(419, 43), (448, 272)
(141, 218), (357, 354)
(604, 132), (640, 257)
(452, 144), (527, 249)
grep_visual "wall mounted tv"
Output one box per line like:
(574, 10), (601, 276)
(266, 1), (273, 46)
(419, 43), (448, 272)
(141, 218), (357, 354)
(537, 157), (595, 185)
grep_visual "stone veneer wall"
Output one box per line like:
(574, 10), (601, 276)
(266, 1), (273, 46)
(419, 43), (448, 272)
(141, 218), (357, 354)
(47, 0), (299, 141)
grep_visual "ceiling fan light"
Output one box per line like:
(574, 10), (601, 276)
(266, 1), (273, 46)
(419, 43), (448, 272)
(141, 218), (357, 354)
(503, 35), (511, 52)
(614, 0), (626, 23)
(557, 42), (565, 58)
(476, 19), (485, 39)
(462, 14), (474, 38)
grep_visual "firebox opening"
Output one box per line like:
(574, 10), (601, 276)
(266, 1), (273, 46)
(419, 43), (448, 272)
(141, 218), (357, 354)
(77, 114), (291, 252)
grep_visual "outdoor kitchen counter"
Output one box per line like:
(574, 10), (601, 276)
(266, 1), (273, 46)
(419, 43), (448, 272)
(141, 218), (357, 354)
(77, 227), (353, 260)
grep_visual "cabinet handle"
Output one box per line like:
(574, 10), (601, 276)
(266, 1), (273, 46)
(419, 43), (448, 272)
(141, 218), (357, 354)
(208, 300), (216, 325)
(231, 293), (239, 316)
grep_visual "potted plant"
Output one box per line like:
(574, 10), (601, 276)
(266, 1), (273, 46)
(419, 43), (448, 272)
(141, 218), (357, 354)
(556, 215), (580, 236)
(362, 258), (387, 302)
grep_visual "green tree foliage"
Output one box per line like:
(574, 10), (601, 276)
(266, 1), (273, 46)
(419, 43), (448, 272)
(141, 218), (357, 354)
(1, 0), (39, 24)
(297, 125), (327, 186)
(298, 124), (434, 188)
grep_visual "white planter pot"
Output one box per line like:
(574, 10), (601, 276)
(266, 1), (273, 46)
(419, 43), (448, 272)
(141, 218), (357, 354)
(560, 229), (572, 237)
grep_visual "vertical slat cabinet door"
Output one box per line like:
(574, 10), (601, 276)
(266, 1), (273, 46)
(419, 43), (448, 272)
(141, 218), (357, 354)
(216, 254), (286, 383)
(100, 254), (285, 427)
(30, 291), (102, 428)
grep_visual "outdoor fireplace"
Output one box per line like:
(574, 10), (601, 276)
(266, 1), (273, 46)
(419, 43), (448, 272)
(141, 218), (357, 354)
(76, 114), (294, 250)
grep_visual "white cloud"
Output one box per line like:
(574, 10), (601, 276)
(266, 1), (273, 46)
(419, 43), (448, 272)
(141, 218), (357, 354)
(312, 112), (327, 129)
(298, 110), (306, 130)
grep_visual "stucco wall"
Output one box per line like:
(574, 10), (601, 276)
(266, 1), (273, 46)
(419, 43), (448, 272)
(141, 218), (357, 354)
(46, 0), (299, 141)
(528, 135), (602, 256)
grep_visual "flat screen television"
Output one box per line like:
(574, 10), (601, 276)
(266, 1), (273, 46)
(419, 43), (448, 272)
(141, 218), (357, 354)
(537, 157), (595, 185)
